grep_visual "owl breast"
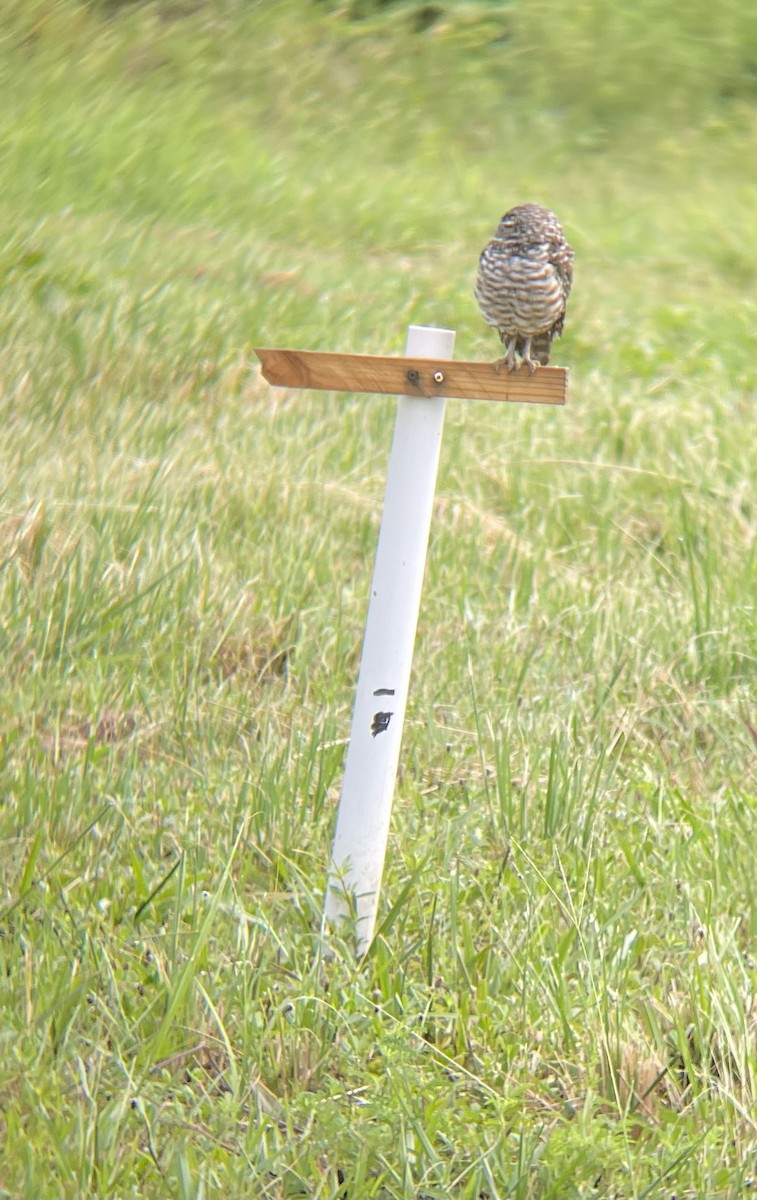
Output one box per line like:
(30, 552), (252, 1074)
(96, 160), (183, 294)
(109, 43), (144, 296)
(475, 244), (566, 338)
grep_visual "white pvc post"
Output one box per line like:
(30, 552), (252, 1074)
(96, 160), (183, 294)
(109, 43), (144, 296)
(322, 324), (456, 952)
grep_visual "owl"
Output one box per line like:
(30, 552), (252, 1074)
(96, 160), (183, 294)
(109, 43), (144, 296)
(475, 203), (574, 373)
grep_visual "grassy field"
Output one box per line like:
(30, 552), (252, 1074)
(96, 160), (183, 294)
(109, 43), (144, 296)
(1, 1), (756, 1196)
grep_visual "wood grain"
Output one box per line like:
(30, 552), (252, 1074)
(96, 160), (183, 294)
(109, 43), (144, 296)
(254, 348), (568, 406)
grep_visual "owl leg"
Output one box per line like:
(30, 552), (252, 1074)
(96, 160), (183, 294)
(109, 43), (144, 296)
(494, 336), (518, 373)
(520, 337), (537, 375)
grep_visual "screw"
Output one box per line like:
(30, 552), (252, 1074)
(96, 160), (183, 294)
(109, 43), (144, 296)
(433, 370), (444, 384)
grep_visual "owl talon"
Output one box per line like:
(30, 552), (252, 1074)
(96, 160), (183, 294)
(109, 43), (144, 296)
(493, 355), (534, 374)
(493, 354), (517, 374)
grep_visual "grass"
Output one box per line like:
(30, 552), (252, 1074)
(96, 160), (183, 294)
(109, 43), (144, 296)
(1, 0), (756, 1196)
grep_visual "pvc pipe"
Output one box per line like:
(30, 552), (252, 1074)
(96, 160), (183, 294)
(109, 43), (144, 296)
(322, 324), (456, 952)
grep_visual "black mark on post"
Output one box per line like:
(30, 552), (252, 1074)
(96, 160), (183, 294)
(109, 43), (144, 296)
(371, 711), (393, 737)
(373, 688), (395, 696)
(406, 369), (420, 388)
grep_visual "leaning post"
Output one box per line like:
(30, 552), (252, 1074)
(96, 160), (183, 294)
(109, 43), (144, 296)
(254, 330), (567, 954)
(322, 325), (454, 951)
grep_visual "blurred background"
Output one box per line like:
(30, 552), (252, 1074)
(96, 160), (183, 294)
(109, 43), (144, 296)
(3, 0), (757, 370)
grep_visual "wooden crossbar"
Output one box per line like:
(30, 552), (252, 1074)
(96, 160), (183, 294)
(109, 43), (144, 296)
(254, 348), (568, 406)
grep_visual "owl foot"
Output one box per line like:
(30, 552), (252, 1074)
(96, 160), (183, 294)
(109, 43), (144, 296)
(493, 357), (519, 374)
(493, 337), (519, 373)
(494, 337), (538, 374)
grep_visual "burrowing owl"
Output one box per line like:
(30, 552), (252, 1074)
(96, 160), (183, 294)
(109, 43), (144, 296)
(475, 203), (574, 373)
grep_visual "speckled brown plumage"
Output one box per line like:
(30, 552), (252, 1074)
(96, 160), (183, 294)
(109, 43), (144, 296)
(475, 204), (574, 373)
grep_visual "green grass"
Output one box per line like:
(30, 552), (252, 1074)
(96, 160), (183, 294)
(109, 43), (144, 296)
(1, 1), (756, 1196)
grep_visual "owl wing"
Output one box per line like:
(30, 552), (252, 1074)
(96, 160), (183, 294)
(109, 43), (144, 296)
(548, 237), (574, 302)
